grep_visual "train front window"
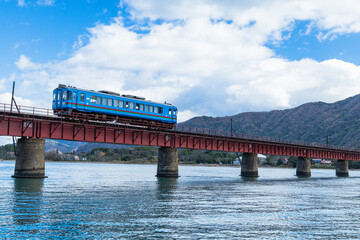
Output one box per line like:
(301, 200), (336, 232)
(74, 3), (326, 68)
(174, 110), (177, 116)
(169, 109), (172, 115)
(53, 93), (56, 101)
(62, 91), (66, 101)
(58, 92), (61, 101)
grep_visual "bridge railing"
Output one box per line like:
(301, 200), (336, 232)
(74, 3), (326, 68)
(0, 102), (357, 152)
(174, 125), (354, 152)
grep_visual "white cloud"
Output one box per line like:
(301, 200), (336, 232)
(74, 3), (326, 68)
(15, 55), (41, 70)
(36, 0), (55, 6)
(17, 0), (26, 7)
(8, 0), (360, 122)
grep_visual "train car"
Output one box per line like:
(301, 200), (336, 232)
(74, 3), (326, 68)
(52, 84), (177, 126)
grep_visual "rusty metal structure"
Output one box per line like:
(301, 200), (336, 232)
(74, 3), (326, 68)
(1, 103), (360, 161)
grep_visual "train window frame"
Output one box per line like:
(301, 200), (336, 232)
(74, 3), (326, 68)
(96, 96), (101, 104)
(107, 98), (113, 107)
(73, 92), (76, 101)
(80, 93), (85, 102)
(90, 96), (96, 103)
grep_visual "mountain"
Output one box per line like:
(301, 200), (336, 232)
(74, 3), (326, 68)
(179, 94), (360, 148)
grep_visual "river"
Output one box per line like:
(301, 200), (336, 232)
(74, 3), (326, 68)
(1, 161), (360, 239)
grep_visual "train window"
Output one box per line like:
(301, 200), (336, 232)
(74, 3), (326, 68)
(53, 93), (56, 101)
(80, 93), (84, 102)
(58, 92), (61, 101)
(159, 107), (163, 114)
(140, 104), (144, 111)
(145, 105), (149, 112)
(114, 99), (118, 107)
(119, 100), (124, 108)
(169, 109), (172, 115)
(90, 96), (96, 103)
(62, 91), (66, 101)
(129, 102), (134, 109)
(103, 97), (107, 105)
(96, 96), (101, 104)
(125, 101), (129, 108)
(107, 98), (113, 106)
(155, 107), (159, 113)
(73, 92), (76, 101)
(174, 110), (177, 116)
(135, 103), (140, 110)
(67, 91), (72, 100)
(149, 105), (154, 112)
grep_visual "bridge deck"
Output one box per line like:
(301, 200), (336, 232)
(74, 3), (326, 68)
(1, 103), (359, 161)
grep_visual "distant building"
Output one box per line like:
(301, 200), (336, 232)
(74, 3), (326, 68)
(233, 154), (266, 165)
(312, 158), (332, 165)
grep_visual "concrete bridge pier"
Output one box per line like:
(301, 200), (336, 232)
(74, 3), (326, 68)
(12, 137), (47, 178)
(336, 160), (349, 177)
(296, 157), (311, 177)
(156, 147), (179, 178)
(241, 153), (259, 177)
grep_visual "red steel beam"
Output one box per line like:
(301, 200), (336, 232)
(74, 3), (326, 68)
(1, 112), (360, 161)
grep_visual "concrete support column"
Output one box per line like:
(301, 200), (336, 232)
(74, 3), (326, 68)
(336, 160), (349, 177)
(156, 147), (179, 178)
(241, 153), (259, 177)
(296, 157), (311, 177)
(12, 137), (47, 178)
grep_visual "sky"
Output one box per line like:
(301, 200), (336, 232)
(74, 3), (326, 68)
(1, 0), (360, 144)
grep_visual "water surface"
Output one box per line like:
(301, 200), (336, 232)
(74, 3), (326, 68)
(1, 161), (360, 239)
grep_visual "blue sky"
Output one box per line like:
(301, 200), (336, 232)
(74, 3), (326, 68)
(2, 0), (360, 146)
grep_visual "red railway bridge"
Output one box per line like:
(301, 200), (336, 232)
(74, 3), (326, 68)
(0, 103), (357, 178)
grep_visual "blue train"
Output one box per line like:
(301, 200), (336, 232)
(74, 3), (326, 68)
(52, 84), (177, 125)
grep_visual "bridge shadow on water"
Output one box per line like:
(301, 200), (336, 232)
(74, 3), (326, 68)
(12, 178), (44, 227)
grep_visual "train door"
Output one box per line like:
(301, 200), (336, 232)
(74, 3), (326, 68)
(56, 89), (62, 109)
(77, 91), (86, 111)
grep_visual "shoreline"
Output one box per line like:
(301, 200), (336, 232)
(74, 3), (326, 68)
(1, 159), (344, 170)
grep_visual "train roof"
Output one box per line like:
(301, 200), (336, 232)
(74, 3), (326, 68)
(56, 84), (175, 107)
